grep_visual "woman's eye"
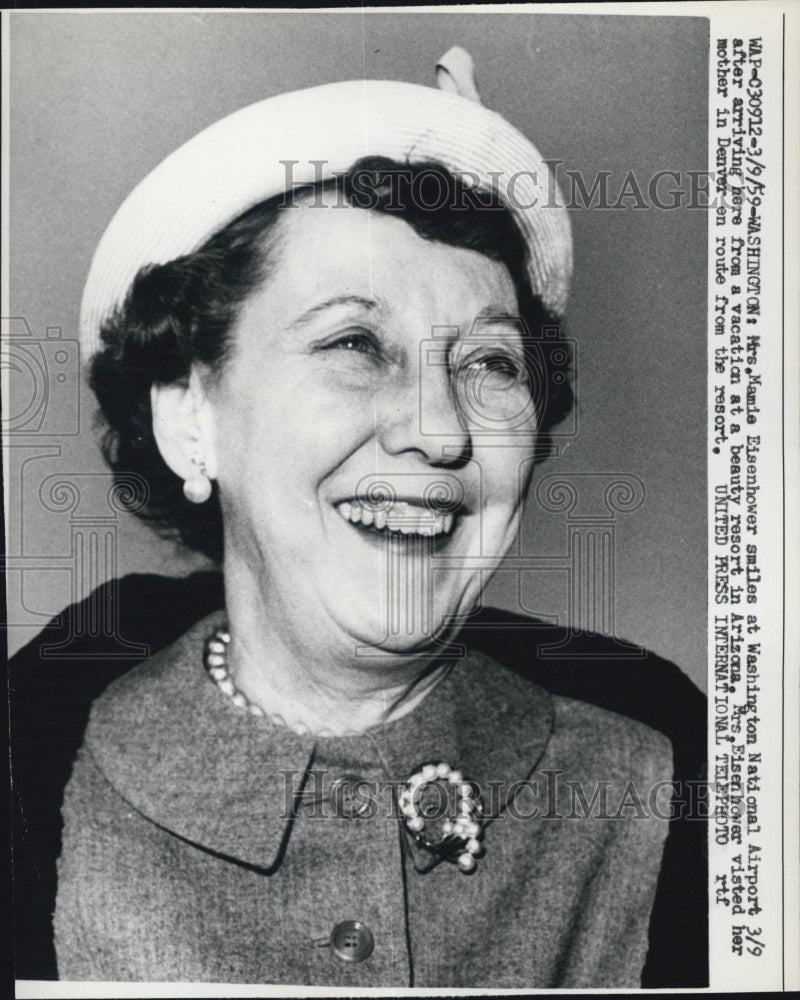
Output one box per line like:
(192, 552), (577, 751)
(328, 329), (377, 354)
(464, 353), (525, 384)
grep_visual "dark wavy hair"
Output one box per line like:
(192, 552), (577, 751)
(91, 157), (573, 562)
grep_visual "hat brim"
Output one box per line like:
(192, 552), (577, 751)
(80, 78), (572, 358)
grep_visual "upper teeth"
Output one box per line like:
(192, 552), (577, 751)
(336, 500), (455, 536)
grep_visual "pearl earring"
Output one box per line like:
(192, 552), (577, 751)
(183, 450), (212, 504)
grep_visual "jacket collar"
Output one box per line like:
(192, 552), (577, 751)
(86, 612), (554, 874)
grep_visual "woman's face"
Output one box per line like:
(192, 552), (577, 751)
(204, 204), (538, 656)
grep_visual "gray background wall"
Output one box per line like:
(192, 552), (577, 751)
(6, 11), (708, 690)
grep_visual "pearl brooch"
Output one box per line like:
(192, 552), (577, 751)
(399, 761), (485, 873)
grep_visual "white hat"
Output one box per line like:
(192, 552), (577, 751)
(80, 47), (572, 359)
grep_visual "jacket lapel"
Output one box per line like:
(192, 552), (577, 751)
(85, 612), (316, 872)
(85, 617), (554, 876)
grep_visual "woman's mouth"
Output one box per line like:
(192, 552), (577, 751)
(335, 499), (456, 538)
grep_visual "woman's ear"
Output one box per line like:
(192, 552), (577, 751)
(150, 368), (218, 482)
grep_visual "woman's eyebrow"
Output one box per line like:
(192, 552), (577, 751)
(291, 294), (378, 328)
(475, 306), (523, 326)
(465, 308), (525, 340)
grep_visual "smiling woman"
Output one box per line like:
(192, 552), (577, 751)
(46, 48), (684, 990)
(96, 160), (566, 699)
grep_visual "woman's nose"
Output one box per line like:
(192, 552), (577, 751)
(377, 360), (472, 467)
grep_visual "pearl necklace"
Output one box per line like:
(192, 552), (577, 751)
(203, 625), (363, 737)
(204, 626), (262, 714)
(203, 625), (307, 732)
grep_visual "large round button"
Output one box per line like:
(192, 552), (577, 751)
(330, 775), (370, 819)
(330, 921), (374, 963)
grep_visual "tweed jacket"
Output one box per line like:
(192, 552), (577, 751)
(54, 612), (672, 988)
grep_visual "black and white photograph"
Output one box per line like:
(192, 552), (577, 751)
(3, 5), (797, 995)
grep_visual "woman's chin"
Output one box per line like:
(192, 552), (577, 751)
(327, 591), (471, 659)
